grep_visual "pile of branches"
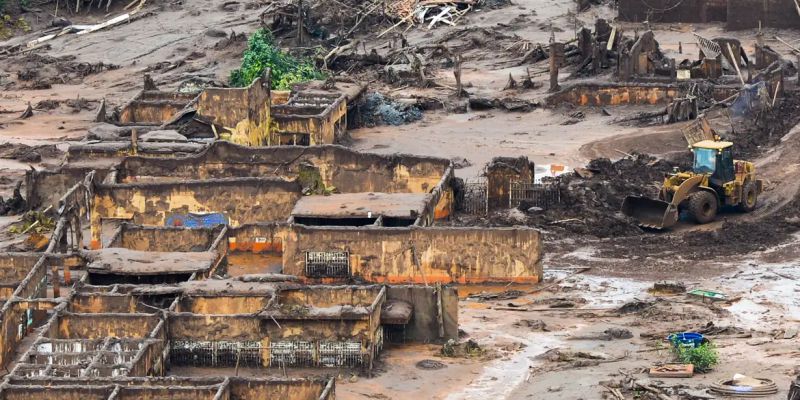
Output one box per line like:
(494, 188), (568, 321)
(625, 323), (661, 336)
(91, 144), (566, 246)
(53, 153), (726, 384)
(261, 0), (500, 45)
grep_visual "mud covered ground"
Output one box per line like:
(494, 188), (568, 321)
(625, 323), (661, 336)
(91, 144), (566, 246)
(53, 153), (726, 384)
(1, 0), (800, 398)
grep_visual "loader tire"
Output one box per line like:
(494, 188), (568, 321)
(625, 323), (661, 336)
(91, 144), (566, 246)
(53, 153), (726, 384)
(738, 181), (758, 212)
(688, 191), (717, 224)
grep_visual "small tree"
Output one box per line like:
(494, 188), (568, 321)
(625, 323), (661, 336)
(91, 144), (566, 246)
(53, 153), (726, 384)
(230, 29), (325, 90)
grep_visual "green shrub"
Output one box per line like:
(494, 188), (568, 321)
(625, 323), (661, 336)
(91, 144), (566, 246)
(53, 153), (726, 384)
(230, 29), (325, 90)
(0, 14), (30, 39)
(670, 338), (719, 372)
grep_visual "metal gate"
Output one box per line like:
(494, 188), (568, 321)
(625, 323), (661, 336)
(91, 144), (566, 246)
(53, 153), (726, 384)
(305, 251), (350, 278)
(463, 178), (488, 215)
(509, 181), (560, 209)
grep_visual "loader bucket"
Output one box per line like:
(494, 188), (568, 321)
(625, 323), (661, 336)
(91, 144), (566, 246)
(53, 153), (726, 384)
(621, 196), (679, 229)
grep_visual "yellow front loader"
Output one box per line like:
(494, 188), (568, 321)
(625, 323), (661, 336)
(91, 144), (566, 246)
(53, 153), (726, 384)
(622, 140), (762, 229)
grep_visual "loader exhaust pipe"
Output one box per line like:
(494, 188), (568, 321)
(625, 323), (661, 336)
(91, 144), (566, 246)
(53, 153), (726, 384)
(621, 196), (679, 229)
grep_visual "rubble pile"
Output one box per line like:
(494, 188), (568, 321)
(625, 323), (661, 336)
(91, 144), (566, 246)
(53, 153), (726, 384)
(523, 154), (686, 237)
(359, 92), (423, 126)
(0, 184), (25, 216)
(730, 90), (800, 158)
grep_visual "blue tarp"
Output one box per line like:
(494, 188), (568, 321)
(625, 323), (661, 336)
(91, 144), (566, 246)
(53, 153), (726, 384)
(166, 212), (227, 228)
(730, 81), (770, 118)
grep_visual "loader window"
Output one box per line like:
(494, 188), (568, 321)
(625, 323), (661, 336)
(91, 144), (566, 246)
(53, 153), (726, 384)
(693, 148), (716, 174)
(712, 147), (735, 184)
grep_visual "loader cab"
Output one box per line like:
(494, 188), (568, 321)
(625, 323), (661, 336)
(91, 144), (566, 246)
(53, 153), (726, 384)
(691, 140), (735, 187)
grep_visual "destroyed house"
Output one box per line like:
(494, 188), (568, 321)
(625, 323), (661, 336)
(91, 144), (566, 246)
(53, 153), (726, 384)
(69, 142), (542, 284)
(2, 267), (457, 371)
(21, 141), (543, 284)
(112, 72), (360, 148)
(0, 132), (543, 398)
(547, 28), (788, 112)
(88, 141), (454, 238)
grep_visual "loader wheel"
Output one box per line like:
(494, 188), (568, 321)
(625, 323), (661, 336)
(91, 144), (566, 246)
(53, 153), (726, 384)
(738, 181), (758, 212)
(688, 191), (718, 224)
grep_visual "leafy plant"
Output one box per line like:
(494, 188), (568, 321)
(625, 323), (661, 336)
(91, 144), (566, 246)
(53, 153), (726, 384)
(230, 29), (325, 90)
(8, 211), (55, 234)
(670, 337), (719, 372)
(0, 13), (30, 39)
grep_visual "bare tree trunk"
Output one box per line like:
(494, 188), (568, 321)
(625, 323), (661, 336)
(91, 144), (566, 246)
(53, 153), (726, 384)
(453, 53), (463, 97)
(296, 0), (305, 45)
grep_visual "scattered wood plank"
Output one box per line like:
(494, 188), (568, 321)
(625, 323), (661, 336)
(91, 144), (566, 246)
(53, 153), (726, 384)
(775, 36), (800, 55)
(649, 364), (694, 378)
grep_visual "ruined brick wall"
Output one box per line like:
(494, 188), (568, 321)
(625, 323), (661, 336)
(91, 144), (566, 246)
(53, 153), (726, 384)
(25, 166), (108, 211)
(2, 386), (111, 400)
(618, 0), (727, 22)
(117, 142), (451, 195)
(89, 178), (301, 249)
(228, 378), (333, 400)
(227, 223), (290, 252)
(118, 90), (197, 125)
(0, 302), (29, 370)
(167, 314), (371, 350)
(486, 157), (534, 210)
(272, 96), (348, 145)
(548, 83), (679, 105)
(755, 44), (781, 69)
(0, 253), (40, 283)
(70, 294), (139, 314)
(196, 75), (272, 146)
(279, 287), (381, 308)
(56, 313), (160, 339)
(177, 296), (271, 314)
(108, 224), (225, 252)
(547, 83), (739, 106)
(282, 226), (543, 284)
(0, 253), (46, 302)
(387, 285), (459, 341)
(1, 378), (333, 400)
(728, 0), (800, 29)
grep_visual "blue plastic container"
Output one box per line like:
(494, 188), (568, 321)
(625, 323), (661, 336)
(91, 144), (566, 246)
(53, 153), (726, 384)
(668, 332), (704, 348)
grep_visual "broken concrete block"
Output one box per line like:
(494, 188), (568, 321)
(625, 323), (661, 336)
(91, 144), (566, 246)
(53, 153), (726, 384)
(139, 130), (188, 142)
(784, 327), (798, 339)
(86, 123), (129, 141)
